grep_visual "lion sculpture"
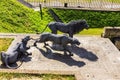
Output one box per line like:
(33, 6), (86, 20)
(34, 33), (80, 56)
(40, 20), (89, 37)
(1, 36), (32, 69)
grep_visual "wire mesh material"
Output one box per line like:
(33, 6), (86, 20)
(25, 0), (120, 10)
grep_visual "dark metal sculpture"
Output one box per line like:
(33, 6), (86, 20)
(34, 33), (80, 56)
(40, 20), (89, 37)
(0, 36), (32, 69)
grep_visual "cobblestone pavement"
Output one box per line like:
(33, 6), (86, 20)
(0, 33), (120, 80)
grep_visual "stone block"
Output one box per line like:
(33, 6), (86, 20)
(102, 27), (120, 38)
(115, 38), (120, 50)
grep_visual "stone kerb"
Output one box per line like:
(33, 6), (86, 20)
(102, 27), (120, 50)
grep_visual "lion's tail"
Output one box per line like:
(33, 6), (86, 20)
(4, 55), (23, 69)
(36, 24), (48, 34)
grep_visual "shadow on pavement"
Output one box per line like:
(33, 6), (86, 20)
(36, 46), (85, 67)
(70, 46), (98, 61)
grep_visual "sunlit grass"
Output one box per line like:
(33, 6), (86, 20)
(0, 73), (75, 80)
(0, 0), (54, 33)
(79, 28), (103, 35)
(58, 28), (103, 36)
(25, 0), (44, 2)
(0, 38), (13, 52)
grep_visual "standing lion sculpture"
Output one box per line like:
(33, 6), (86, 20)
(40, 20), (89, 37)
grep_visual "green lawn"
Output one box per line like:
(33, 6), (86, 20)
(80, 28), (103, 35)
(0, 38), (13, 52)
(0, 73), (75, 80)
(57, 28), (103, 35)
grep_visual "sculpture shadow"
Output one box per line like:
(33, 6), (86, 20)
(69, 45), (98, 61)
(36, 46), (85, 67)
(21, 55), (32, 62)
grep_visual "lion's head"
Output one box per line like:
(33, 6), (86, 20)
(22, 36), (31, 43)
(72, 38), (80, 45)
(68, 20), (89, 34)
(80, 20), (89, 29)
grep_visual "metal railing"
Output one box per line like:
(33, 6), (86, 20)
(25, 0), (120, 10)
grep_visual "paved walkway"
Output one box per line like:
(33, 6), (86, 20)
(0, 33), (120, 80)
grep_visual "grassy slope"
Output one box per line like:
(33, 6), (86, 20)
(0, 0), (53, 33)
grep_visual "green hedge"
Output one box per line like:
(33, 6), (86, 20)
(53, 9), (120, 28)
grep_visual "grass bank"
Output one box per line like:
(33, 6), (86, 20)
(0, 0), (53, 33)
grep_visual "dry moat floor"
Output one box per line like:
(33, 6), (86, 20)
(0, 33), (120, 80)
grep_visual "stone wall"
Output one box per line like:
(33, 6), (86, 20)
(102, 27), (120, 50)
(115, 38), (120, 50)
(102, 27), (120, 38)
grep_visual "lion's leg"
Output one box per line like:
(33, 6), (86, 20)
(50, 27), (57, 34)
(1, 52), (7, 65)
(19, 44), (31, 56)
(33, 38), (41, 47)
(69, 32), (73, 38)
(64, 50), (67, 55)
(52, 30), (57, 34)
(64, 46), (73, 56)
(63, 45), (69, 56)
(67, 50), (73, 56)
(33, 41), (37, 46)
(44, 42), (49, 47)
(26, 51), (32, 55)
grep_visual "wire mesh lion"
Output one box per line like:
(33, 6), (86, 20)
(34, 33), (80, 56)
(41, 20), (89, 37)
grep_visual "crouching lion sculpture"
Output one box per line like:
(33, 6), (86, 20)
(34, 33), (80, 56)
(1, 36), (32, 69)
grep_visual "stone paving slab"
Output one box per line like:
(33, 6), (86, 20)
(0, 34), (120, 80)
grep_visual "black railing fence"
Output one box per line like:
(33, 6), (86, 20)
(25, 0), (120, 10)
